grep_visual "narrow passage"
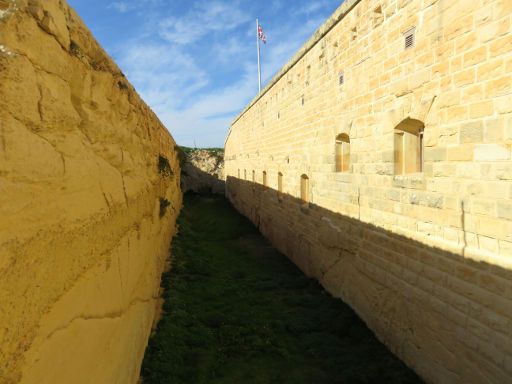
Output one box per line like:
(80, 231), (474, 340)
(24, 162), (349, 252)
(141, 193), (422, 384)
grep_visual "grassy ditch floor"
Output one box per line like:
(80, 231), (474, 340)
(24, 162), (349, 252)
(141, 193), (423, 384)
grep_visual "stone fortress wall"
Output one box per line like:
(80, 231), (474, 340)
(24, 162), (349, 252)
(225, 0), (512, 382)
(0, 1), (182, 383)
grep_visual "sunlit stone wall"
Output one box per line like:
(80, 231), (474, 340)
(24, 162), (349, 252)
(225, 0), (512, 382)
(0, 1), (182, 382)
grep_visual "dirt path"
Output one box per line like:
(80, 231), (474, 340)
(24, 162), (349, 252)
(140, 193), (422, 384)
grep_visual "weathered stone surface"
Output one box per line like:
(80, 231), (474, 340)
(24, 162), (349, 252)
(474, 144), (511, 161)
(0, 1), (182, 383)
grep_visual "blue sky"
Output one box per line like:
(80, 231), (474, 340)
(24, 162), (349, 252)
(67, 0), (342, 147)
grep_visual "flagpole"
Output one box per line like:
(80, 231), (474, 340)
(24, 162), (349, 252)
(256, 18), (262, 93)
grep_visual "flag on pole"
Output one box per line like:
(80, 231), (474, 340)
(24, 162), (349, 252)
(258, 24), (267, 44)
(256, 19), (265, 92)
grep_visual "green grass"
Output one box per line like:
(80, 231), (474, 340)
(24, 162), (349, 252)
(140, 193), (423, 384)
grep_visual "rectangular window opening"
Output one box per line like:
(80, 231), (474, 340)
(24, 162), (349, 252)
(394, 125), (423, 175)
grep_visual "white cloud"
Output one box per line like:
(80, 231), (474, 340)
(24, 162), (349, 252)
(293, 1), (333, 16)
(108, 0), (162, 13)
(211, 37), (247, 66)
(118, 42), (258, 146)
(109, 2), (131, 13)
(119, 43), (209, 111)
(107, 0), (340, 147)
(149, 29), (318, 147)
(158, 1), (250, 45)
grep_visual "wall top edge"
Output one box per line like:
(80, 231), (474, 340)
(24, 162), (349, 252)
(225, 0), (362, 145)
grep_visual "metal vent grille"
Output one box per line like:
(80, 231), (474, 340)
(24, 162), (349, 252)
(404, 28), (415, 49)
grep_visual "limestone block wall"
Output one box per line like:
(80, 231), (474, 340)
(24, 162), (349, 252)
(0, 1), (182, 383)
(225, 0), (512, 382)
(181, 149), (225, 194)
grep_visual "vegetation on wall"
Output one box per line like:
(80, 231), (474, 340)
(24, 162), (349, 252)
(159, 198), (172, 218)
(158, 155), (174, 177)
(179, 146), (224, 157)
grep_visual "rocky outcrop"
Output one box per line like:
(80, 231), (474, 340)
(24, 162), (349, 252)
(181, 148), (225, 194)
(0, 1), (181, 383)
